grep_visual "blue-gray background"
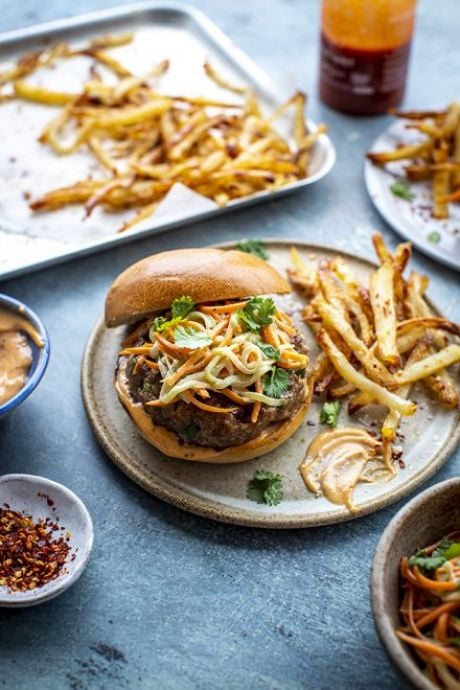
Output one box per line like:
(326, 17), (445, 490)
(1, 1), (459, 688)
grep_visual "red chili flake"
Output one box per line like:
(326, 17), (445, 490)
(37, 493), (55, 507)
(0, 508), (71, 592)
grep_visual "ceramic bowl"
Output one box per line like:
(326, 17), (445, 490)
(0, 294), (50, 419)
(371, 478), (460, 689)
(0, 474), (94, 607)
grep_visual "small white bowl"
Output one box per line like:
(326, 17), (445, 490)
(0, 474), (93, 607)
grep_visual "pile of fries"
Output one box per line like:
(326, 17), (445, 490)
(0, 33), (326, 233)
(367, 102), (460, 219)
(288, 233), (460, 467)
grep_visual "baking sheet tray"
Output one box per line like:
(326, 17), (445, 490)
(0, 1), (335, 281)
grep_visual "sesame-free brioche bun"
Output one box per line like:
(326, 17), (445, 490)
(105, 248), (290, 327)
(115, 358), (311, 464)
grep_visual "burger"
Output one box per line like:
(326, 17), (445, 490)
(105, 248), (311, 463)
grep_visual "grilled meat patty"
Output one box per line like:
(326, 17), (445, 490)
(124, 332), (308, 449)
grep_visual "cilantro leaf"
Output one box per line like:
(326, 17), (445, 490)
(263, 367), (291, 398)
(238, 296), (276, 332)
(320, 400), (341, 428)
(441, 542), (460, 560)
(427, 231), (441, 244)
(408, 554), (447, 572)
(171, 296), (195, 319)
(257, 341), (280, 361)
(173, 325), (212, 349)
(151, 315), (182, 333)
(236, 239), (269, 260)
(182, 422), (200, 441)
(390, 180), (415, 201)
(247, 470), (284, 506)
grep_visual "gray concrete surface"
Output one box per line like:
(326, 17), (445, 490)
(0, 1), (458, 688)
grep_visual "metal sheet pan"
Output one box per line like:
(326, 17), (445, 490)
(0, 1), (335, 281)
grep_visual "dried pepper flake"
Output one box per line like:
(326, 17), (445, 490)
(0, 506), (71, 592)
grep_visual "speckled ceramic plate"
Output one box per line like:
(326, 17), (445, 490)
(365, 119), (460, 271)
(81, 240), (460, 528)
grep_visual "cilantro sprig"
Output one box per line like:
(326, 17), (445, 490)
(238, 296), (276, 332)
(319, 400), (341, 428)
(263, 366), (291, 398)
(257, 341), (280, 361)
(247, 470), (284, 506)
(171, 296), (195, 319)
(236, 239), (270, 260)
(409, 540), (460, 573)
(151, 296), (195, 333)
(390, 179), (414, 201)
(173, 325), (212, 349)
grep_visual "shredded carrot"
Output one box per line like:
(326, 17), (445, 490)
(210, 320), (227, 339)
(416, 602), (460, 630)
(396, 632), (460, 673)
(165, 350), (212, 387)
(119, 345), (153, 355)
(143, 359), (159, 370)
(155, 333), (194, 358)
(200, 301), (248, 314)
(397, 539), (460, 687)
(413, 567), (458, 592)
(434, 613), (449, 643)
(251, 378), (263, 424)
(121, 321), (149, 346)
(182, 390), (237, 414)
(219, 320), (234, 347)
(196, 388), (210, 399)
(133, 355), (144, 375)
(219, 389), (251, 405)
(261, 324), (279, 348)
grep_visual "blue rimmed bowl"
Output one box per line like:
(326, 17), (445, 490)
(0, 294), (50, 419)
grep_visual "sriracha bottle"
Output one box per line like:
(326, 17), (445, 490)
(319, 0), (417, 115)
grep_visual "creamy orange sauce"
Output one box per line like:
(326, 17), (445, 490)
(0, 309), (43, 406)
(299, 428), (391, 512)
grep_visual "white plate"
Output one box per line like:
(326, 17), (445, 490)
(81, 240), (460, 528)
(365, 119), (460, 271)
(0, 474), (93, 607)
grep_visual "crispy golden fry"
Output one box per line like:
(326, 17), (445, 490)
(13, 80), (76, 106)
(330, 381), (356, 398)
(315, 298), (395, 386)
(409, 340), (460, 409)
(203, 61), (246, 95)
(368, 102), (460, 219)
(388, 108), (446, 120)
(316, 330), (416, 416)
(293, 236), (459, 467)
(432, 167), (450, 218)
(394, 344), (460, 386)
(6, 36), (323, 231)
(287, 248), (318, 298)
(367, 141), (432, 166)
(369, 262), (401, 368)
(381, 340), (430, 441)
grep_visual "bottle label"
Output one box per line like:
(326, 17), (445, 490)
(320, 32), (411, 97)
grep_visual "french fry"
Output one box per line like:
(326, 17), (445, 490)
(369, 262), (401, 367)
(394, 344), (460, 386)
(314, 298), (395, 386)
(0, 37), (324, 232)
(367, 102), (460, 219)
(316, 330), (416, 416)
(367, 141), (432, 165)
